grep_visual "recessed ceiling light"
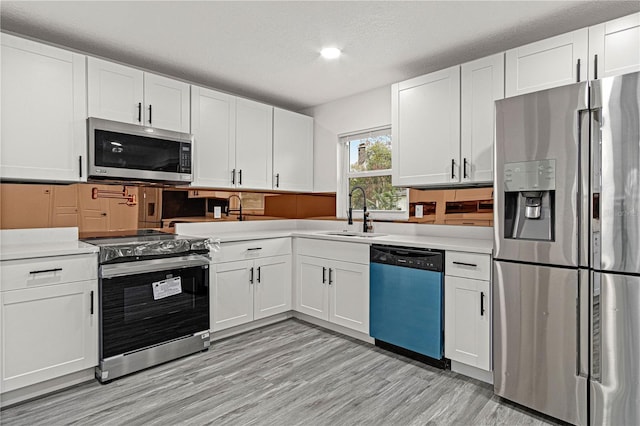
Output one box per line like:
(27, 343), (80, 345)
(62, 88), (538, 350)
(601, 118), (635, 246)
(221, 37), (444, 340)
(321, 47), (341, 60)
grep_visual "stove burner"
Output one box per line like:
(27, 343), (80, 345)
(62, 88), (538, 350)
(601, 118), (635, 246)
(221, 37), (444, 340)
(81, 230), (213, 264)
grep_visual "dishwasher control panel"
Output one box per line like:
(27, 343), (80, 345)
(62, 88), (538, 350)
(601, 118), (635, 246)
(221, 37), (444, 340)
(370, 245), (444, 272)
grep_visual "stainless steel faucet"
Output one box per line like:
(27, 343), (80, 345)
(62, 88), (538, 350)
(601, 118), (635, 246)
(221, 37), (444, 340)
(348, 186), (370, 233)
(226, 194), (243, 221)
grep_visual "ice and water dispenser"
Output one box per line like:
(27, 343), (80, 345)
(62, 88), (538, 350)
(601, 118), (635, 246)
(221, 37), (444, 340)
(503, 159), (556, 241)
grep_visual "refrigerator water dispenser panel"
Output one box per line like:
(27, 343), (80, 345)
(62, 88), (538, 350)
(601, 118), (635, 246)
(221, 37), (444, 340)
(503, 160), (556, 241)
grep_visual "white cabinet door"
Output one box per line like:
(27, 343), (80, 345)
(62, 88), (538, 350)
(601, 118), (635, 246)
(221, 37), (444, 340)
(392, 66), (461, 186)
(296, 255), (328, 321)
(444, 275), (490, 371)
(191, 86), (236, 188)
(254, 255), (292, 320)
(87, 57), (144, 125)
(0, 280), (97, 392)
(143, 73), (190, 133)
(461, 53), (504, 184)
(273, 108), (314, 191)
(505, 29), (588, 97)
(589, 12), (640, 80)
(212, 260), (253, 331)
(328, 260), (369, 334)
(235, 98), (273, 190)
(1, 34), (86, 182)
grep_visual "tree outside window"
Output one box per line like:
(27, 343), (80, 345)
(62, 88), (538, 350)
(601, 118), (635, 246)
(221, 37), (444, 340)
(341, 129), (407, 218)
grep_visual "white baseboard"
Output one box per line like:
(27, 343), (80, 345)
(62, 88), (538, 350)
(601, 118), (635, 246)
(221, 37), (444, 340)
(450, 360), (493, 384)
(1, 368), (95, 409)
(292, 312), (374, 344)
(210, 312), (293, 341)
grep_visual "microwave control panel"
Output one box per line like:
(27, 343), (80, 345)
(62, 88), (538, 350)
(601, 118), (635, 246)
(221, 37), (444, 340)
(180, 144), (192, 173)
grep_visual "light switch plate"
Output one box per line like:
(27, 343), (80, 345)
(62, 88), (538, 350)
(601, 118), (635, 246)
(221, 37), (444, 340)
(415, 205), (424, 218)
(214, 206), (222, 219)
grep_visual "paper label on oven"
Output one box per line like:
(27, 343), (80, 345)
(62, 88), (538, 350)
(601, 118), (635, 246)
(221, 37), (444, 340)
(152, 277), (182, 300)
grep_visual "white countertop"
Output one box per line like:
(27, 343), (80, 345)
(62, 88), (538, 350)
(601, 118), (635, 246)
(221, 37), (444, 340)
(1, 228), (99, 261)
(176, 220), (493, 254)
(293, 231), (493, 253)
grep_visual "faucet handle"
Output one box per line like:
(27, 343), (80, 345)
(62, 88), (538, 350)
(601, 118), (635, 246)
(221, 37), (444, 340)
(367, 219), (374, 232)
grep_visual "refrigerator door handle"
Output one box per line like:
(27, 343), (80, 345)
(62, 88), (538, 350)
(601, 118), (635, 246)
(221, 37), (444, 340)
(577, 269), (589, 378)
(591, 272), (602, 383)
(590, 107), (602, 270)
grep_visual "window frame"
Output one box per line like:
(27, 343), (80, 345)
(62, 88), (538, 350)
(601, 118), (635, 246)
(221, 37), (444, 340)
(336, 126), (408, 221)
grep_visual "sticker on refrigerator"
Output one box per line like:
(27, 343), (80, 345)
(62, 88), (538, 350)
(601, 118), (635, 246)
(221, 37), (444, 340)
(152, 277), (182, 300)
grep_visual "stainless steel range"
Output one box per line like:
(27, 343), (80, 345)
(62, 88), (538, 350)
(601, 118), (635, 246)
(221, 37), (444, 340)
(82, 230), (212, 383)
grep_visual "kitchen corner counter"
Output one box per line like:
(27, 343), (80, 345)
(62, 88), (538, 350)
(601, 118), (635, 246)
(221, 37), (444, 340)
(175, 220), (493, 255)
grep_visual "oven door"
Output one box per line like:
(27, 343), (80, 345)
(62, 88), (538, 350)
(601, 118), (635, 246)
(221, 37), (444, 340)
(99, 255), (209, 360)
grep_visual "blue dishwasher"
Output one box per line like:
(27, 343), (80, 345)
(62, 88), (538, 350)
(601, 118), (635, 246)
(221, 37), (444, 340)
(370, 245), (445, 363)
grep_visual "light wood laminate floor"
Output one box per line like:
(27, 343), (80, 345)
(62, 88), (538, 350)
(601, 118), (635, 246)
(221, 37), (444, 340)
(1, 319), (560, 425)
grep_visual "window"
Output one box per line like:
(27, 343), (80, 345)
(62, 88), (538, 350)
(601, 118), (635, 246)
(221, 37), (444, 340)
(338, 127), (408, 220)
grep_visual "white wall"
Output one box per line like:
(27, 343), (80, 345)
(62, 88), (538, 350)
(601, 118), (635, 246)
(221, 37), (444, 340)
(302, 85), (391, 193)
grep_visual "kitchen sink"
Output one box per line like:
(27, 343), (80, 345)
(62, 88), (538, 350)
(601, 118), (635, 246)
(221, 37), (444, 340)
(320, 231), (387, 238)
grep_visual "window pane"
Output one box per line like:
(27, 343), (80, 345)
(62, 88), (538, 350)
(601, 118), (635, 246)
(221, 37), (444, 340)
(349, 176), (407, 211)
(348, 135), (391, 172)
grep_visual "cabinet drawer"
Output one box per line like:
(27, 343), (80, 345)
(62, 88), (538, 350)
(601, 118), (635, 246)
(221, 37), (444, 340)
(1, 254), (98, 292)
(445, 251), (491, 281)
(212, 238), (291, 263)
(296, 238), (369, 265)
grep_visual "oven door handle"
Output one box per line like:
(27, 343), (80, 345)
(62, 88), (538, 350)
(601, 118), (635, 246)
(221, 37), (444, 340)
(100, 255), (210, 279)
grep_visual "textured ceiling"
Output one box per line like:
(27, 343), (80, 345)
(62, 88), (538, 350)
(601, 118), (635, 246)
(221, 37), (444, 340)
(1, 1), (639, 111)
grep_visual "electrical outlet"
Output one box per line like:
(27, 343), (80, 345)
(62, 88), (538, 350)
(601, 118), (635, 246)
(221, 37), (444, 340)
(415, 205), (424, 218)
(214, 206), (222, 219)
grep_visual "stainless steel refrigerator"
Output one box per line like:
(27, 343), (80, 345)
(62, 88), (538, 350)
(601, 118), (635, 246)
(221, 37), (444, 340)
(493, 71), (640, 426)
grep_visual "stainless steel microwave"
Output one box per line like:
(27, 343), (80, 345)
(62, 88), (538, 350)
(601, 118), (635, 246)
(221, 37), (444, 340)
(87, 118), (193, 185)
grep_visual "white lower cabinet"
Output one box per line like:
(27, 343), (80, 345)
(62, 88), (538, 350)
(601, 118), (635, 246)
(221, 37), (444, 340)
(296, 239), (369, 334)
(211, 239), (292, 332)
(444, 251), (491, 372)
(0, 254), (98, 393)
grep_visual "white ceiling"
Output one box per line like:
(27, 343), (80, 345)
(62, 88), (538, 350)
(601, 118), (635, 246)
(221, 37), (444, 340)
(1, 1), (639, 111)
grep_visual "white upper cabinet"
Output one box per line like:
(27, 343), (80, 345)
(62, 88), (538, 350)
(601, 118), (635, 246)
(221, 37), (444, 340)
(1, 34), (87, 182)
(461, 53), (504, 184)
(235, 98), (274, 190)
(589, 12), (640, 80)
(88, 57), (189, 133)
(143, 73), (190, 132)
(505, 29), (588, 97)
(392, 65), (461, 186)
(191, 86), (236, 188)
(87, 58), (143, 124)
(273, 108), (314, 192)
(505, 28), (588, 97)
